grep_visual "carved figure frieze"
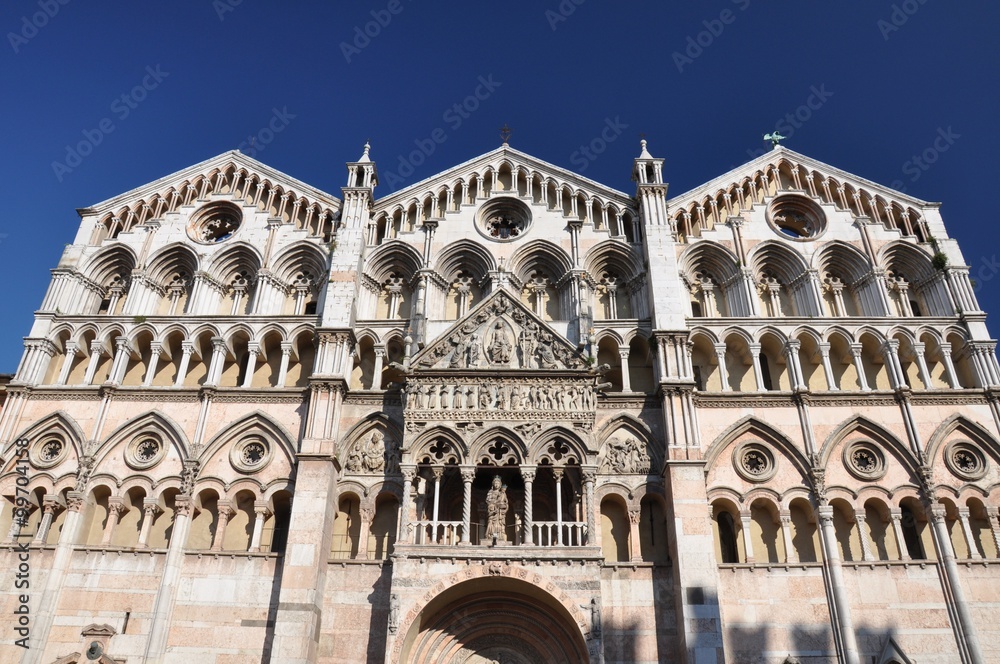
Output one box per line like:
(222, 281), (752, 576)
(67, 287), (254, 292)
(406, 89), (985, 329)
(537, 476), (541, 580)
(600, 436), (652, 474)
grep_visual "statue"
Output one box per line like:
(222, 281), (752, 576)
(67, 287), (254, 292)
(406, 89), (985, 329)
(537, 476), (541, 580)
(537, 332), (559, 369)
(485, 476), (509, 544)
(602, 436), (651, 474)
(519, 321), (538, 368)
(468, 334), (481, 366)
(449, 333), (468, 368)
(388, 593), (400, 634)
(488, 321), (513, 365)
(362, 432), (386, 473)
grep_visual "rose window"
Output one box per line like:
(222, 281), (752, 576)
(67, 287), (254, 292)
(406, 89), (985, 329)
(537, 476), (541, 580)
(733, 442), (777, 482)
(241, 441), (266, 466)
(188, 202), (243, 244)
(40, 439), (63, 462)
(843, 441), (886, 481)
(945, 441), (987, 481)
(231, 437), (272, 472)
(476, 197), (531, 243)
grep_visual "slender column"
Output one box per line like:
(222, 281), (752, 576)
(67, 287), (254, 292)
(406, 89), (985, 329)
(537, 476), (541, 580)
(929, 505), (985, 663)
(143, 342), (163, 386)
(939, 343), (959, 388)
(56, 342), (79, 385)
(855, 510), (875, 561)
(109, 336), (132, 385)
(880, 340), (905, 389)
(714, 343), (731, 392)
(460, 467), (474, 544)
(957, 508), (982, 560)
(249, 500), (271, 552)
(100, 498), (126, 546)
(137, 499), (162, 548)
(399, 466), (415, 544)
(740, 512), (755, 563)
(618, 348), (632, 392)
(628, 508), (642, 561)
(142, 496), (196, 664)
(242, 342), (261, 387)
(357, 507), (373, 559)
(32, 500), (58, 544)
(431, 467), (443, 528)
(779, 511), (798, 563)
(206, 337), (227, 386)
(913, 343), (933, 389)
(749, 344), (766, 391)
(210, 501), (235, 551)
(521, 467), (535, 545)
(889, 509), (910, 560)
(582, 469), (596, 545)
(818, 343), (837, 391)
(372, 346), (385, 390)
(4, 504), (26, 542)
(276, 342), (293, 387)
(82, 342), (103, 385)
(849, 344), (870, 391)
(990, 508), (1000, 558)
(817, 506), (861, 664)
(785, 340), (806, 391)
(554, 469), (564, 545)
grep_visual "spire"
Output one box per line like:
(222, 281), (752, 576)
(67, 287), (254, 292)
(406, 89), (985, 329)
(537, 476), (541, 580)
(638, 138), (653, 160)
(357, 140), (372, 163)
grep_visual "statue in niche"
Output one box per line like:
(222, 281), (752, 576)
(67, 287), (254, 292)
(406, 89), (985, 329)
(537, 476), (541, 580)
(450, 333), (468, 368)
(347, 431), (390, 474)
(602, 436), (651, 474)
(518, 320), (538, 369)
(427, 384), (439, 410)
(468, 334), (481, 367)
(479, 383), (492, 410)
(488, 322), (513, 365)
(537, 332), (559, 369)
(453, 384), (465, 409)
(485, 476), (509, 544)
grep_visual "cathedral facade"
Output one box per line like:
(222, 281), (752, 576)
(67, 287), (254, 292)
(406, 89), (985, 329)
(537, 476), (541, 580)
(1, 139), (998, 664)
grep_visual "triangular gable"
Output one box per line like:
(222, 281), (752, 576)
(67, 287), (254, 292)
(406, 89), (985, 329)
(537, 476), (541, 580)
(79, 150), (341, 216)
(668, 145), (936, 212)
(411, 289), (587, 372)
(375, 145), (634, 211)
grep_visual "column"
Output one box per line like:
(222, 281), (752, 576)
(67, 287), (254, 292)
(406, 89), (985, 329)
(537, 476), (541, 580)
(913, 343), (933, 390)
(174, 342), (195, 387)
(889, 509), (910, 561)
(372, 346), (385, 390)
(137, 499), (162, 549)
(989, 508), (1000, 558)
(109, 337), (132, 384)
(431, 468), (443, 541)
(276, 342), (293, 387)
(618, 348), (632, 392)
(56, 342), (79, 385)
(818, 343), (837, 391)
(817, 506), (861, 664)
(855, 510), (875, 562)
(399, 466), (415, 545)
(357, 507), (373, 560)
(32, 499), (59, 544)
(849, 344), (871, 391)
(100, 498), (126, 546)
(785, 340), (806, 391)
(880, 340), (905, 389)
(929, 504), (985, 663)
(82, 342), (103, 385)
(206, 337), (227, 386)
(740, 511), (755, 563)
(143, 342), (163, 387)
(554, 469), (564, 545)
(521, 466), (535, 545)
(210, 501), (235, 551)
(779, 511), (798, 563)
(957, 508), (982, 560)
(939, 343), (959, 388)
(460, 467), (474, 544)
(749, 344), (766, 391)
(4, 503), (26, 543)
(628, 508), (642, 562)
(714, 343), (731, 392)
(249, 500), (271, 553)
(242, 342), (261, 387)
(582, 469), (596, 546)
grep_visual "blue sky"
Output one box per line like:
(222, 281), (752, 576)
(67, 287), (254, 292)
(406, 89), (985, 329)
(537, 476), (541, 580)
(1, 1), (998, 371)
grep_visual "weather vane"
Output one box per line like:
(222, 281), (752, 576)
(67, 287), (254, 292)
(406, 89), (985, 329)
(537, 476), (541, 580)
(763, 132), (785, 148)
(500, 123), (512, 145)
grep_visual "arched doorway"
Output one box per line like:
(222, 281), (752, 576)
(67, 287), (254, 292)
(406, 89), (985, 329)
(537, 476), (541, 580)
(398, 577), (590, 663)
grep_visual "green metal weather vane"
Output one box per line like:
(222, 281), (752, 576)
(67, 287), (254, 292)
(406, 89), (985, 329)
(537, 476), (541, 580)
(763, 132), (786, 148)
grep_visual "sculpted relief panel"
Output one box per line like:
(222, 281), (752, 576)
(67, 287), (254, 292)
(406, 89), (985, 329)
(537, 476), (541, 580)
(600, 435), (654, 475)
(344, 431), (401, 475)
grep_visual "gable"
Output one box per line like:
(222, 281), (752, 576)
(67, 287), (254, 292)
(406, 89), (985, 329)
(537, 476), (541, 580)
(411, 289), (587, 372)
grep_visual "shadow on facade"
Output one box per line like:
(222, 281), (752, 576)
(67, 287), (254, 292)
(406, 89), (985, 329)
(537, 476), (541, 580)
(365, 564), (394, 664)
(726, 622), (913, 663)
(260, 551), (285, 664)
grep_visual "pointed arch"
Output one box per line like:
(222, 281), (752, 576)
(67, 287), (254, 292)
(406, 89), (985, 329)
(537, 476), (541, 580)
(924, 414), (1000, 468)
(92, 410), (190, 464)
(704, 416), (810, 478)
(468, 426), (528, 466)
(818, 415), (918, 473)
(198, 411), (297, 469)
(434, 239), (497, 284)
(5, 411), (86, 462)
(364, 240), (423, 283)
(337, 412), (403, 463)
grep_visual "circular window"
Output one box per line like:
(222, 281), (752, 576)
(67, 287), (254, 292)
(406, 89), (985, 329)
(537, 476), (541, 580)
(733, 441), (777, 483)
(230, 436), (272, 473)
(944, 441), (988, 481)
(125, 435), (166, 470)
(765, 195), (826, 241)
(476, 197), (531, 242)
(30, 435), (68, 469)
(843, 441), (886, 481)
(187, 202), (243, 244)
